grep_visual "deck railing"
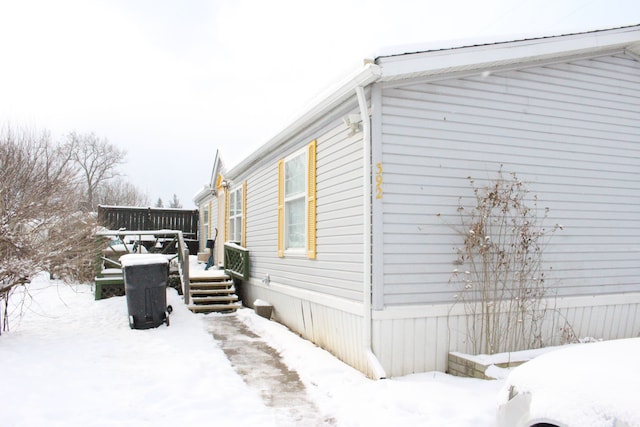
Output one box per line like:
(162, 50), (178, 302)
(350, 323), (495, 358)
(96, 229), (190, 301)
(98, 205), (199, 240)
(224, 242), (249, 280)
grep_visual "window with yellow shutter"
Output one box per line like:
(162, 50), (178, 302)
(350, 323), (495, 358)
(229, 186), (243, 243)
(277, 140), (316, 258)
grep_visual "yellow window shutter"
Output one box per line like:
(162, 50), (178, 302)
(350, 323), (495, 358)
(224, 189), (229, 243)
(307, 140), (317, 259)
(277, 159), (285, 257)
(241, 181), (247, 248)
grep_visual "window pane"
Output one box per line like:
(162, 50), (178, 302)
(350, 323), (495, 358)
(202, 207), (209, 243)
(285, 197), (305, 249)
(285, 154), (305, 197)
(229, 191), (236, 216)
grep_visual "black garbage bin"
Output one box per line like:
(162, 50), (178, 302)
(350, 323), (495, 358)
(120, 254), (171, 329)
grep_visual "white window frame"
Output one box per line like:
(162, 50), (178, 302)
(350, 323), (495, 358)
(229, 186), (242, 243)
(283, 149), (307, 254)
(202, 204), (209, 250)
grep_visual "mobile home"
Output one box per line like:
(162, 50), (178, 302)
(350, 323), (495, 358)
(195, 25), (640, 378)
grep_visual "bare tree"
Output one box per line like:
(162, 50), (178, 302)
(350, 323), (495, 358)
(66, 132), (126, 211)
(155, 197), (164, 208)
(168, 194), (182, 208)
(1, 127), (98, 334)
(96, 178), (150, 207)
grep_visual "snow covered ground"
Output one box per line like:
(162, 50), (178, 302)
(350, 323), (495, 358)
(1, 273), (504, 427)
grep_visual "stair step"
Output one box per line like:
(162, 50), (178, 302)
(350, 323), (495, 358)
(189, 280), (234, 288)
(188, 303), (241, 313)
(190, 277), (231, 284)
(191, 295), (238, 304)
(189, 272), (230, 282)
(190, 287), (236, 295)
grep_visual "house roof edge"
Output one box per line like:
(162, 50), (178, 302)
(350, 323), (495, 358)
(376, 24), (640, 82)
(223, 25), (640, 180)
(226, 63), (382, 178)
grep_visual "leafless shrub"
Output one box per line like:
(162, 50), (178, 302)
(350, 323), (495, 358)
(0, 126), (99, 334)
(450, 168), (563, 354)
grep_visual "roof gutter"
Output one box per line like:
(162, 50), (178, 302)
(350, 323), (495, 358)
(356, 85), (386, 380)
(376, 25), (640, 84)
(227, 63), (382, 178)
(192, 185), (214, 205)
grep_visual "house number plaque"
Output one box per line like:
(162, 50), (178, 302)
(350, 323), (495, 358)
(375, 162), (383, 199)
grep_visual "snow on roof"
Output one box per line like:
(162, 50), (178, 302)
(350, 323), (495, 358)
(372, 24), (640, 59)
(375, 24), (640, 83)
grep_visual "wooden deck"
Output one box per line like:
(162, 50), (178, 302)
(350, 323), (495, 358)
(94, 229), (241, 314)
(95, 262), (241, 314)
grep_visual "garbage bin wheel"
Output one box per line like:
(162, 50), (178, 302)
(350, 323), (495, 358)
(128, 315), (135, 329)
(167, 305), (173, 314)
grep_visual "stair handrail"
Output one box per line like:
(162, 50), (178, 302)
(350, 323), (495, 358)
(174, 230), (190, 304)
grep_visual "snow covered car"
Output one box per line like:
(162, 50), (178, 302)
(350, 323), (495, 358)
(497, 337), (640, 427)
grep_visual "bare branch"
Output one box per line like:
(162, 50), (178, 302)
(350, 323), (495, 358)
(1, 126), (99, 334)
(66, 132), (126, 210)
(449, 167), (562, 354)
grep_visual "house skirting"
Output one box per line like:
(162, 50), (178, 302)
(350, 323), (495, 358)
(242, 279), (376, 376)
(242, 279), (640, 378)
(372, 293), (640, 377)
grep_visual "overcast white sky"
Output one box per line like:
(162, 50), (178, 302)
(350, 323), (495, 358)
(0, 0), (638, 208)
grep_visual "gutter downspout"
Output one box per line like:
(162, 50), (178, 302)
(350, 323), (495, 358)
(356, 85), (386, 380)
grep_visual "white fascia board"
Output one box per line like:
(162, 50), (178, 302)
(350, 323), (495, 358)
(378, 25), (640, 83)
(210, 149), (221, 185)
(192, 185), (213, 205)
(227, 63), (382, 178)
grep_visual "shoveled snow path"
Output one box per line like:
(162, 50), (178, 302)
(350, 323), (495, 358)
(206, 314), (335, 426)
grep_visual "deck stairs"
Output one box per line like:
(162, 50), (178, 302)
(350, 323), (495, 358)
(187, 269), (241, 313)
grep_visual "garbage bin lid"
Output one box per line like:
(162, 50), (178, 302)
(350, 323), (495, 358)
(120, 254), (169, 267)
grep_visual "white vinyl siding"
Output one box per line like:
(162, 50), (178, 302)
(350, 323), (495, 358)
(243, 118), (365, 301)
(378, 53), (640, 306)
(199, 198), (217, 252)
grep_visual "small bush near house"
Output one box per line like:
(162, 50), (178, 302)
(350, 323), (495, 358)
(450, 167), (563, 355)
